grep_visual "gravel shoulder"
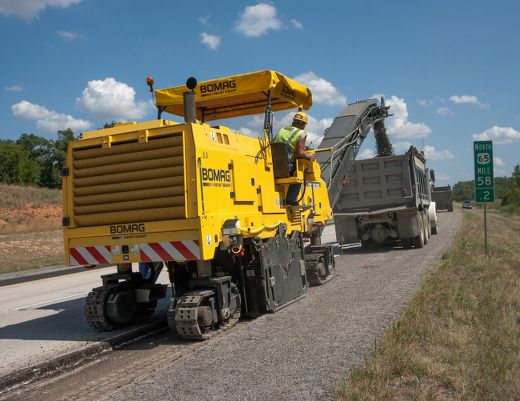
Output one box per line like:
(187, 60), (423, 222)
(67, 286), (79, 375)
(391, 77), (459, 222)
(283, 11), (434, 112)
(105, 211), (461, 401)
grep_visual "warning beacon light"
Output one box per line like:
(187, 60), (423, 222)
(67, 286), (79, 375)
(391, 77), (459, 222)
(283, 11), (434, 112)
(146, 76), (154, 92)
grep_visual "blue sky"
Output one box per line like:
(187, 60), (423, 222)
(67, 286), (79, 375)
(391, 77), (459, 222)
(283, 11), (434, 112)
(1, 0), (519, 185)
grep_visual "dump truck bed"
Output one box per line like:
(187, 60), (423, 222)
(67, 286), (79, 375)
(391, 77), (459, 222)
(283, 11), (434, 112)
(334, 149), (430, 215)
(335, 154), (413, 214)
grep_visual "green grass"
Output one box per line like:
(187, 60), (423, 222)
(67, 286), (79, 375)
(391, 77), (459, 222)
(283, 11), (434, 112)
(0, 230), (64, 274)
(0, 184), (61, 208)
(338, 209), (520, 401)
(496, 204), (520, 215)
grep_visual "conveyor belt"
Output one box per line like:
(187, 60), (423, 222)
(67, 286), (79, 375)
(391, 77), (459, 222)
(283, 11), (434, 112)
(316, 98), (390, 208)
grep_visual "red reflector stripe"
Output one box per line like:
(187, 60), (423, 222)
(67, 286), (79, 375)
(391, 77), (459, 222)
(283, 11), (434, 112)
(86, 246), (108, 264)
(140, 250), (152, 263)
(150, 243), (173, 261)
(70, 248), (88, 265)
(174, 241), (197, 260)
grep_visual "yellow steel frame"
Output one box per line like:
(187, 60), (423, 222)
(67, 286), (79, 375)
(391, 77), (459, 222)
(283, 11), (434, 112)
(63, 119), (332, 265)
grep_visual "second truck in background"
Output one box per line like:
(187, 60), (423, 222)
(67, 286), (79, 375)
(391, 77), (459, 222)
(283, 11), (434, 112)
(431, 185), (454, 212)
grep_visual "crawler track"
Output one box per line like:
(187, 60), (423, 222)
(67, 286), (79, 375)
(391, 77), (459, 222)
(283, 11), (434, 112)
(84, 288), (114, 331)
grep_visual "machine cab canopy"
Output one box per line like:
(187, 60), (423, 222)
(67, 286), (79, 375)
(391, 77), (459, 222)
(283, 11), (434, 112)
(154, 70), (313, 121)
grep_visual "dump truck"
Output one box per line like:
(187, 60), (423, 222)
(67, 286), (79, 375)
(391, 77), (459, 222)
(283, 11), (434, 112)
(334, 146), (432, 249)
(431, 185), (453, 212)
(62, 70), (389, 339)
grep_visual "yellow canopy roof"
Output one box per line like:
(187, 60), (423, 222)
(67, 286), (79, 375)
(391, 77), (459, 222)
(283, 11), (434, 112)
(154, 70), (312, 121)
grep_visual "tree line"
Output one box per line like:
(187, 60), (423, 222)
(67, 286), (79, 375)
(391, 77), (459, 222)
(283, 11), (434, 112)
(0, 129), (76, 188)
(1, 128), (520, 209)
(452, 165), (520, 207)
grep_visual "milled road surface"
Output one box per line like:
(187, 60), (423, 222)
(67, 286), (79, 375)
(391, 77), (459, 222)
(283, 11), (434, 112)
(105, 211), (460, 401)
(3, 211), (461, 401)
(0, 265), (169, 377)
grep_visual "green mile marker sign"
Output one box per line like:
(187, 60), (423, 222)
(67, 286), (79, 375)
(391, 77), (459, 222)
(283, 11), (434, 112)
(473, 140), (494, 203)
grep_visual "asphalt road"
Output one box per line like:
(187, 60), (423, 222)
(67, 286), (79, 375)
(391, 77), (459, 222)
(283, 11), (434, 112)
(0, 265), (170, 377)
(103, 211), (461, 401)
(1, 211), (461, 401)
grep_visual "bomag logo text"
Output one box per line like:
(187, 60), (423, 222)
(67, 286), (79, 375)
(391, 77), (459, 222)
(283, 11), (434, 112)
(281, 84), (296, 99)
(202, 168), (231, 182)
(200, 80), (236, 94)
(110, 223), (145, 234)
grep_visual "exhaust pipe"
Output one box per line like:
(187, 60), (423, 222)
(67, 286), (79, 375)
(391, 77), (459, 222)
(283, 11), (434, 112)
(184, 77), (197, 123)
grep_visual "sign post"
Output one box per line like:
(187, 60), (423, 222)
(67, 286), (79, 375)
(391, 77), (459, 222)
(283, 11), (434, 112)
(473, 140), (494, 256)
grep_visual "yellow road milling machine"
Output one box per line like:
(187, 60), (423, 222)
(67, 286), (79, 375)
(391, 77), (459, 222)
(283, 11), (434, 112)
(62, 70), (389, 339)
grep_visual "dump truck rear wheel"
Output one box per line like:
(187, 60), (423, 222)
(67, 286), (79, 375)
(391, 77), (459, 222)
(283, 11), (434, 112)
(422, 213), (429, 245)
(412, 227), (425, 249)
(361, 239), (376, 249)
(402, 239), (412, 249)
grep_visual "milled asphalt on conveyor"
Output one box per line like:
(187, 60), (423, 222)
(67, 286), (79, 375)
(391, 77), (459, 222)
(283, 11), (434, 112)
(103, 211), (461, 401)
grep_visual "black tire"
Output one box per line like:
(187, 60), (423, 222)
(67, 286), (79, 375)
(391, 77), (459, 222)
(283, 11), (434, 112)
(412, 231), (424, 248)
(431, 224), (438, 235)
(423, 213), (429, 245)
(402, 239), (412, 249)
(361, 239), (376, 249)
(412, 214), (425, 249)
(135, 300), (157, 321)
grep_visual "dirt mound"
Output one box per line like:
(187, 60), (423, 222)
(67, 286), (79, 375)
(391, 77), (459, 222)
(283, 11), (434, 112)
(0, 204), (62, 234)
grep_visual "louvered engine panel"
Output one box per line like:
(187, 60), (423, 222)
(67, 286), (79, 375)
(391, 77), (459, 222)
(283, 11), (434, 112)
(71, 135), (185, 227)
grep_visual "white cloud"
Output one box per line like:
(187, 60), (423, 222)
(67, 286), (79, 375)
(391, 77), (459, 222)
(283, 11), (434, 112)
(472, 126), (520, 144)
(393, 141), (413, 153)
(198, 15), (210, 24)
(449, 95), (488, 108)
(423, 145), (454, 160)
(387, 141), (454, 160)
(359, 148), (376, 159)
(417, 99), (432, 107)
(11, 100), (91, 133)
(57, 30), (80, 41)
(242, 111), (332, 147)
(384, 96), (431, 138)
(5, 85), (23, 92)
(495, 168), (508, 177)
(294, 72), (346, 106)
(494, 157), (505, 167)
(234, 3), (281, 37)
(434, 173), (451, 185)
(291, 19), (303, 29)
(237, 127), (260, 137)
(76, 77), (153, 121)
(200, 32), (221, 50)
(436, 106), (454, 117)
(246, 115), (265, 128)
(0, 0), (81, 20)
(274, 112), (332, 148)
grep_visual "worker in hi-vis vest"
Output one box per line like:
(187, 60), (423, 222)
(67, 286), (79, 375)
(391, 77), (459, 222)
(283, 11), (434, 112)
(274, 111), (316, 162)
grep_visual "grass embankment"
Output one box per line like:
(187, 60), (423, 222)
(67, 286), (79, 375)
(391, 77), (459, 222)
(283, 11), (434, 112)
(0, 185), (64, 273)
(0, 184), (61, 209)
(338, 208), (520, 401)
